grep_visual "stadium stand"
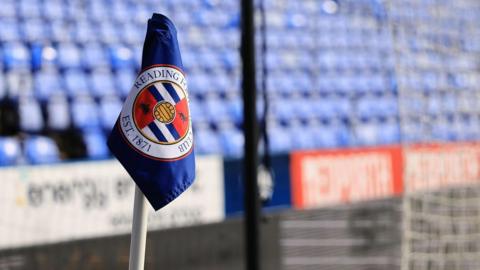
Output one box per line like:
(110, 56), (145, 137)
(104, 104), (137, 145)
(0, 0), (478, 164)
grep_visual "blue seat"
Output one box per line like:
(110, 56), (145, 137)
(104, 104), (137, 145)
(88, 1), (108, 23)
(194, 127), (222, 155)
(120, 24), (143, 45)
(267, 124), (292, 153)
(82, 43), (109, 69)
(311, 99), (336, 120)
(189, 99), (208, 124)
(458, 116), (480, 141)
(74, 21), (96, 43)
(355, 119), (400, 145)
(19, 98), (44, 132)
(187, 72), (210, 95)
(290, 125), (318, 150)
(21, 19), (46, 42)
(221, 50), (239, 71)
(225, 98), (242, 124)
(204, 97), (232, 123)
(30, 43), (43, 70)
(90, 69), (116, 97)
(18, 0), (41, 18)
(57, 43), (82, 69)
(111, 2), (129, 23)
(24, 136), (60, 164)
(375, 96), (398, 118)
(378, 120), (400, 144)
(0, 2), (16, 19)
(357, 96), (379, 119)
(308, 120), (354, 148)
(64, 69), (90, 97)
(218, 126), (244, 157)
(99, 96), (122, 130)
(211, 71), (230, 94)
(431, 119), (456, 141)
(42, 0), (65, 20)
(34, 69), (63, 100)
(5, 70), (34, 98)
(99, 22), (119, 44)
(71, 96), (100, 130)
(115, 68), (136, 97)
(3, 42), (31, 70)
(83, 130), (109, 159)
(0, 19), (19, 42)
(46, 95), (70, 130)
(109, 45), (134, 69)
(49, 20), (72, 42)
(197, 49), (221, 70)
(0, 137), (21, 166)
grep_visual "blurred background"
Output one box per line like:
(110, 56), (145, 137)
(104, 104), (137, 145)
(0, 0), (480, 269)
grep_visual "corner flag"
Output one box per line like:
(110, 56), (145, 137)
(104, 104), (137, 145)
(107, 13), (195, 210)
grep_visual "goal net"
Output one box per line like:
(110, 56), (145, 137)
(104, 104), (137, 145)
(387, 0), (480, 269)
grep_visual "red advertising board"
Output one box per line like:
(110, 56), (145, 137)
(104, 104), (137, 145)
(291, 146), (403, 209)
(404, 142), (480, 193)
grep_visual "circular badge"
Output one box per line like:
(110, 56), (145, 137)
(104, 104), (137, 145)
(119, 66), (193, 160)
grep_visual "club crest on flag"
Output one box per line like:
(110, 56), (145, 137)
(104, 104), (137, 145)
(119, 65), (193, 161)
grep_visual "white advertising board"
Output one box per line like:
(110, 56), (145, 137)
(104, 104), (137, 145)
(0, 156), (224, 249)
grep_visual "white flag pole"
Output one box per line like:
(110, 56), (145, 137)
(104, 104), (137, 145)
(128, 185), (149, 270)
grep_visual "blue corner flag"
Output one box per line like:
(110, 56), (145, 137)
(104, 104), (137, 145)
(108, 14), (195, 210)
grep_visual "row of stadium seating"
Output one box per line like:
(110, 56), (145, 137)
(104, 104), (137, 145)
(0, 0), (479, 165)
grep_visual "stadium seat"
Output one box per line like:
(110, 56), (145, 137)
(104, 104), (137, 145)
(194, 127), (223, 155)
(355, 119), (400, 145)
(5, 69), (34, 99)
(34, 69), (64, 100)
(189, 100), (208, 125)
(21, 19), (45, 43)
(120, 23), (144, 45)
(71, 96), (100, 130)
(42, 0), (65, 20)
(83, 130), (109, 159)
(221, 50), (239, 71)
(63, 69), (90, 97)
(109, 45), (135, 70)
(89, 69), (116, 97)
(18, 98), (44, 132)
(24, 136), (60, 164)
(73, 20), (95, 43)
(204, 97), (232, 123)
(267, 124), (292, 153)
(115, 68), (136, 97)
(18, 0), (41, 18)
(218, 125), (244, 157)
(0, 2), (16, 19)
(99, 96), (123, 130)
(82, 43), (109, 70)
(357, 95), (398, 119)
(290, 124), (318, 150)
(3, 42), (30, 70)
(111, 2), (130, 23)
(0, 137), (21, 166)
(187, 72), (210, 96)
(49, 20), (72, 42)
(46, 95), (70, 130)
(99, 22), (119, 44)
(225, 98), (242, 124)
(57, 43), (82, 69)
